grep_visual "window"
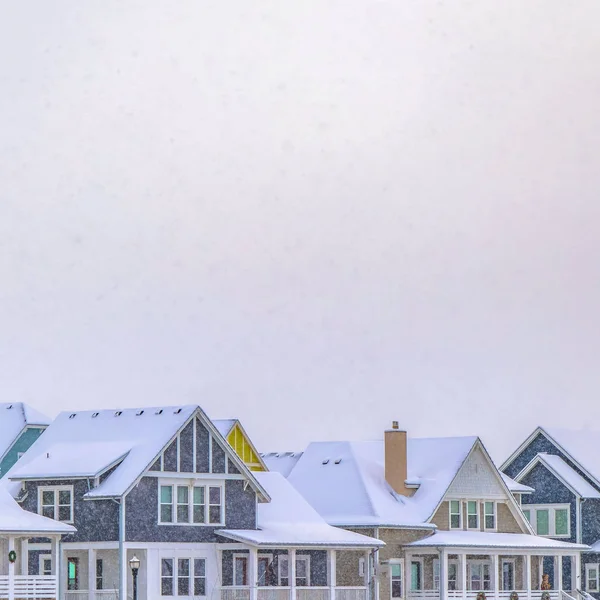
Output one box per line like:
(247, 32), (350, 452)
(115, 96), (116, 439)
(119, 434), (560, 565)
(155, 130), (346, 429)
(161, 559), (174, 596)
(433, 559), (458, 591)
(96, 559), (103, 590)
(390, 562), (403, 599)
(449, 500), (462, 529)
(159, 482), (224, 525)
(234, 555), (248, 586)
(469, 562), (491, 591)
(484, 502), (496, 530)
(39, 486), (74, 523)
(277, 556), (311, 587)
(522, 504), (570, 537)
(160, 558), (206, 597)
(502, 560), (515, 591)
(39, 555), (52, 576)
(67, 557), (79, 591)
(467, 501), (479, 529)
(410, 560), (422, 591)
(586, 564), (599, 592)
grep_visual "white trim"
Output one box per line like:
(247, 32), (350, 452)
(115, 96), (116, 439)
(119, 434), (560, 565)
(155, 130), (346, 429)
(233, 553), (250, 586)
(209, 434), (213, 474)
(38, 484), (75, 524)
(449, 500), (462, 529)
(500, 558), (516, 591)
(522, 503), (571, 537)
(408, 557), (424, 592)
(158, 480), (225, 526)
(466, 500), (479, 531)
(388, 558), (404, 600)
(39, 554), (52, 576)
(586, 563), (599, 593)
(192, 418), (197, 475)
(483, 501), (498, 532)
(295, 555), (311, 587)
(500, 427), (545, 472)
(144, 471), (245, 480)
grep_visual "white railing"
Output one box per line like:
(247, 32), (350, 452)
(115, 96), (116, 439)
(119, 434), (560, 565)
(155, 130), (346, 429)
(258, 588), (292, 600)
(410, 592), (563, 600)
(575, 591), (596, 600)
(0, 575), (58, 599)
(335, 587), (368, 600)
(96, 590), (120, 600)
(63, 591), (119, 600)
(296, 587), (330, 600)
(222, 587), (252, 600)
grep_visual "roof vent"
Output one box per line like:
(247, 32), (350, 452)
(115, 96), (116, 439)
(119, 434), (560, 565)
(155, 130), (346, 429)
(69, 413), (76, 419)
(322, 458), (330, 465)
(174, 408), (182, 414)
(136, 410), (144, 416)
(6, 404), (13, 409)
(335, 458), (342, 464)
(155, 409), (163, 415)
(114, 411), (122, 417)
(46, 452), (50, 459)
(92, 412), (99, 418)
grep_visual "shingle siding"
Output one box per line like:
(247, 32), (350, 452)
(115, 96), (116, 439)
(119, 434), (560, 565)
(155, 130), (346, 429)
(582, 499), (600, 546)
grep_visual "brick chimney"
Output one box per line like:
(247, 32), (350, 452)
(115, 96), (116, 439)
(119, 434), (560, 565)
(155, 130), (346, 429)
(384, 421), (411, 496)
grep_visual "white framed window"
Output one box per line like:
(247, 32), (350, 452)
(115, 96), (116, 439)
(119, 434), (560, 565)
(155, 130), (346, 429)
(484, 502), (496, 530)
(160, 557), (206, 597)
(433, 559), (459, 591)
(277, 555), (311, 587)
(469, 562), (491, 591)
(410, 559), (423, 591)
(257, 555), (274, 587)
(586, 564), (599, 592)
(390, 560), (403, 599)
(449, 500), (462, 529)
(522, 504), (570, 537)
(159, 481), (224, 525)
(38, 486), (74, 523)
(39, 555), (52, 576)
(467, 501), (479, 530)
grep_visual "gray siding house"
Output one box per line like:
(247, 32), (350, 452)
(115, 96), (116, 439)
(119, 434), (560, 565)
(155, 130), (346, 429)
(6, 405), (380, 600)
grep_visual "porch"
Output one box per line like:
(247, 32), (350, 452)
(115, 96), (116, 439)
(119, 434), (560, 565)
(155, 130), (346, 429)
(219, 548), (372, 600)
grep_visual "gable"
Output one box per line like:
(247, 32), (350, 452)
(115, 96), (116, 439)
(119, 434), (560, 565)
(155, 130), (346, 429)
(520, 462), (575, 505)
(446, 446), (509, 499)
(503, 430), (563, 479)
(227, 424), (265, 472)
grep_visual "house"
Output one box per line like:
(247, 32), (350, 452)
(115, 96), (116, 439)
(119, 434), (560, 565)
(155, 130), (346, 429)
(0, 402), (50, 478)
(263, 423), (588, 600)
(5, 405), (382, 600)
(502, 427), (600, 598)
(0, 484), (75, 600)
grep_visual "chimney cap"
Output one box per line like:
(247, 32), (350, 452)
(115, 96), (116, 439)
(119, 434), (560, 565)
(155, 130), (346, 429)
(392, 421), (399, 430)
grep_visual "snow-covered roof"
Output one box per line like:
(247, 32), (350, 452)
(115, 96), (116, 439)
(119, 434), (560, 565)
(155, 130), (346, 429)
(219, 472), (384, 548)
(408, 530), (589, 551)
(6, 405), (270, 501)
(519, 453), (600, 499)
(501, 472), (534, 494)
(270, 436), (478, 528)
(262, 452), (304, 477)
(589, 539), (600, 553)
(0, 486), (75, 534)
(0, 402), (50, 463)
(213, 419), (237, 438)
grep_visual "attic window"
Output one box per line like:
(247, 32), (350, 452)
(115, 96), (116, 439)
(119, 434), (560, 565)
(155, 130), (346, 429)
(174, 408), (182, 414)
(69, 414), (76, 419)
(136, 410), (145, 416)
(114, 411), (123, 417)
(92, 413), (99, 418)
(322, 459), (330, 465)
(334, 458), (342, 464)
(155, 409), (163, 415)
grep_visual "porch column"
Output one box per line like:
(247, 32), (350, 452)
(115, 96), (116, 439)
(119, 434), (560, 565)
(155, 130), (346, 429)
(119, 546), (127, 600)
(439, 549), (448, 600)
(20, 538), (28, 575)
(525, 555), (532, 600)
(575, 553), (582, 592)
(460, 553), (467, 600)
(556, 556), (563, 592)
(89, 548), (97, 600)
(290, 549), (297, 600)
(405, 552), (412, 598)
(328, 549), (336, 600)
(491, 554), (498, 599)
(8, 536), (15, 600)
(249, 547), (258, 600)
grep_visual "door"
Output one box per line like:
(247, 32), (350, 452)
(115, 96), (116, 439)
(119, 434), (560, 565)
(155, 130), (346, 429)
(502, 560), (515, 591)
(234, 556), (248, 586)
(258, 557), (272, 586)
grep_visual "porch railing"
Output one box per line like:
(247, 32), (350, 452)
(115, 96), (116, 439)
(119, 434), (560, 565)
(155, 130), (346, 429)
(296, 587), (330, 600)
(409, 591), (565, 600)
(64, 590), (119, 600)
(335, 587), (368, 600)
(0, 575), (57, 599)
(222, 587), (367, 600)
(258, 587), (292, 600)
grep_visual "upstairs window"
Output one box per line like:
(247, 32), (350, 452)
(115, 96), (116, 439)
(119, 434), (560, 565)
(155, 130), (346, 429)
(449, 500), (462, 529)
(159, 482), (224, 525)
(39, 486), (74, 523)
(522, 504), (570, 537)
(467, 501), (479, 529)
(484, 502), (496, 530)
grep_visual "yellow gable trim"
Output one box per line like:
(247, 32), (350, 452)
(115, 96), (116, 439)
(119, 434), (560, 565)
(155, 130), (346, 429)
(227, 424), (266, 472)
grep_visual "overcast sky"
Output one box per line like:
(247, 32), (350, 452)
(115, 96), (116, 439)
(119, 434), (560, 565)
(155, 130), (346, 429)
(1, 1), (599, 463)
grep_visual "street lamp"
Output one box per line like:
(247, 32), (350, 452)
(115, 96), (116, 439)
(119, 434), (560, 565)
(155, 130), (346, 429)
(129, 555), (140, 600)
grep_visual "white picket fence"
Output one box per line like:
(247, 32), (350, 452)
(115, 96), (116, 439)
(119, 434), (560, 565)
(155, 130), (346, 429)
(0, 575), (57, 599)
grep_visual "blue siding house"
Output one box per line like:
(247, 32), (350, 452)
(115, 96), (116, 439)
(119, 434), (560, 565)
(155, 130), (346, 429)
(4, 405), (380, 600)
(0, 402), (50, 479)
(502, 427), (600, 597)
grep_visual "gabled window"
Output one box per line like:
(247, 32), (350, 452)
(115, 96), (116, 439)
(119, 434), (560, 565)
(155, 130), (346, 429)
(586, 564), (599, 592)
(467, 501), (479, 529)
(39, 486), (74, 523)
(159, 481), (224, 525)
(449, 500), (462, 529)
(522, 504), (570, 537)
(484, 502), (496, 530)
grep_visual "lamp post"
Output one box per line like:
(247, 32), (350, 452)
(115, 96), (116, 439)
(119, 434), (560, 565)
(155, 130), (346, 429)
(129, 555), (140, 600)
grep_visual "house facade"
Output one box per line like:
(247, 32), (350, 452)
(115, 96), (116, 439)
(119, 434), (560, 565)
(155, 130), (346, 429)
(6, 405), (381, 600)
(502, 427), (600, 599)
(0, 402), (50, 479)
(264, 424), (588, 600)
